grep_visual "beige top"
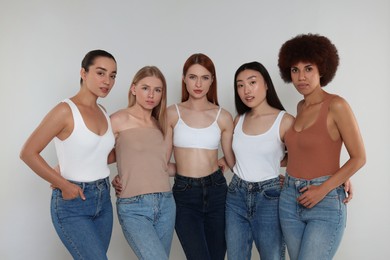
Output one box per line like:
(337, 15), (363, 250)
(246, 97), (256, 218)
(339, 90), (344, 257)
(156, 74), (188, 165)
(115, 128), (171, 198)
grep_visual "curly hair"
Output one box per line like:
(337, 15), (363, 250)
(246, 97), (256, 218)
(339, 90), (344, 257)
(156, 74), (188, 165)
(278, 34), (339, 87)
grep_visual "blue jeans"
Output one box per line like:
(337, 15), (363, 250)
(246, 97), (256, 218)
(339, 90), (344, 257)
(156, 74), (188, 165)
(226, 174), (285, 260)
(173, 169), (227, 260)
(51, 177), (113, 260)
(116, 192), (176, 260)
(279, 173), (347, 260)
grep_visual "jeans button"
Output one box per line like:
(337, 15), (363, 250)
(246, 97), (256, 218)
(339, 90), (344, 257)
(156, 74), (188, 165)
(248, 184), (252, 190)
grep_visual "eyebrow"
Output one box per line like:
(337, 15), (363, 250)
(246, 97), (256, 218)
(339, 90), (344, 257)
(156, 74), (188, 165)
(236, 75), (257, 83)
(96, 67), (117, 74)
(188, 73), (210, 77)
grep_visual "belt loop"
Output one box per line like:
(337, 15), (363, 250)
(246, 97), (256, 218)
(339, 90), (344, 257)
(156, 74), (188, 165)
(285, 174), (289, 188)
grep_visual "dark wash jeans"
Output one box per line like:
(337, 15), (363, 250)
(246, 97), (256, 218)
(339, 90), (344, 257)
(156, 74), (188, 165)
(173, 169), (227, 260)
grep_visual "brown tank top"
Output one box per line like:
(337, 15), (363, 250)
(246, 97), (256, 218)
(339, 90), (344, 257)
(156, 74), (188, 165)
(285, 94), (342, 179)
(115, 128), (171, 198)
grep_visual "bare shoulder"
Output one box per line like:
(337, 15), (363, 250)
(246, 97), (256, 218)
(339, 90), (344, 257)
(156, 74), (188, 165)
(49, 101), (73, 120)
(167, 104), (179, 125)
(110, 109), (128, 122)
(110, 109), (130, 132)
(219, 107), (233, 121)
(282, 112), (295, 126)
(217, 107), (234, 130)
(167, 104), (178, 114)
(329, 95), (350, 112)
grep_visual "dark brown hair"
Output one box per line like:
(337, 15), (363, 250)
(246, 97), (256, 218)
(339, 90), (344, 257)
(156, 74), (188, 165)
(278, 34), (339, 87)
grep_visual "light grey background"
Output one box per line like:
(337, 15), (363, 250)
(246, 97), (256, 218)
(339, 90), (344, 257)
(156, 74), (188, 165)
(1, 0), (389, 259)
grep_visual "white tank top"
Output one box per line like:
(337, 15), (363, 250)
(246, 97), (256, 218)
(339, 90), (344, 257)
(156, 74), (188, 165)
(173, 104), (221, 150)
(232, 111), (285, 182)
(54, 99), (115, 182)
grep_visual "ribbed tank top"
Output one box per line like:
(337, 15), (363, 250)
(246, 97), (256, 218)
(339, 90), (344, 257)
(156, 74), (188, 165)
(232, 111), (285, 182)
(285, 94), (342, 179)
(115, 128), (171, 198)
(54, 99), (115, 182)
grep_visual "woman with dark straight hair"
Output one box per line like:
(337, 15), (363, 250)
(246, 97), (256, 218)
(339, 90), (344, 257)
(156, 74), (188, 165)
(225, 61), (294, 260)
(20, 50), (117, 259)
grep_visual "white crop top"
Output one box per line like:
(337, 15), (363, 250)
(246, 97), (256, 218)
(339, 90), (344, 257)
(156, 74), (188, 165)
(173, 104), (221, 150)
(232, 111), (285, 182)
(54, 99), (115, 182)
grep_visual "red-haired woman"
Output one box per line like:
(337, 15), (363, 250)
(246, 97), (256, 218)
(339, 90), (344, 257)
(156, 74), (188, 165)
(166, 53), (235, 260)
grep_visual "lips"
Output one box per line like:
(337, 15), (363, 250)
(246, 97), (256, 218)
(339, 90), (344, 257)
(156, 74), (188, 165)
(100, 87), (110, 94)
(194, 90), (203, 94)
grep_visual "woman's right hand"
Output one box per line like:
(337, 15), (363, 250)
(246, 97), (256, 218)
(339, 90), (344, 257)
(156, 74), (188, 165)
(61, 182), (86, 200)
(111, 175), (122, 196)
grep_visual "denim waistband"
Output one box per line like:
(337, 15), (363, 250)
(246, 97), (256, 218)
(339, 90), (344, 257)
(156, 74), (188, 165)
(68, 177), (110, 189)
(232, 174), (279, 191)
(175, 168), (223, 187)
(284, 173), (331, 188)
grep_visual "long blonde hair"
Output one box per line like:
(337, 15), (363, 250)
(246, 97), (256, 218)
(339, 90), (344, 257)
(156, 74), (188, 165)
(128, 66), (167, 136)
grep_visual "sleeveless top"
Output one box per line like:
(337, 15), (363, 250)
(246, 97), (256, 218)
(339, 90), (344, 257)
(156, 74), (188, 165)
(285, 94), (342, 179)
(115, 128), (171, 198)
(173, 104), (221, 150)
(232, 111), (286, 182)
(54, 99), (115, 182)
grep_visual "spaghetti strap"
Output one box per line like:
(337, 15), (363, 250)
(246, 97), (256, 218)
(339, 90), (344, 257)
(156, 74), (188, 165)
(215, 107), (222, 122)
(174, 104), (181, 119)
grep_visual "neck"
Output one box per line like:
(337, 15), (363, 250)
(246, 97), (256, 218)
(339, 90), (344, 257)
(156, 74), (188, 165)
(303, 88), (326, 107)
(72, 88), (99, 107)
(129, 104), (154, 122)
(248, 100), (274, 116)
(185, 96), (212, 110)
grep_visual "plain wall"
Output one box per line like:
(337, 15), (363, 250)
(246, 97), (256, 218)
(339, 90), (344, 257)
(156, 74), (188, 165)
(1, 0), (389, 259)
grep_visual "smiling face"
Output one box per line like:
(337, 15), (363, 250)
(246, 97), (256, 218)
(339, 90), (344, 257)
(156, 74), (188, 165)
(183, 64), (213, 100)
(236, 69), (267, 109)
(131, 76), (163, 110)
(290, 61), (321, 96)
(80, 56), (117, 98)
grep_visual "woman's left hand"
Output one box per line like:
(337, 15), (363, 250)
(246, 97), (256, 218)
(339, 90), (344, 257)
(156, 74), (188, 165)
(343, 179), (353, 204)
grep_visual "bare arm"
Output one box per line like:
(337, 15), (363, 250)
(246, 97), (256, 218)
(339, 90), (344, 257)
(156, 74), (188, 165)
(219, 109), (235, 169)
(298, 97), (365, 208)
(20, 103), (85, 200)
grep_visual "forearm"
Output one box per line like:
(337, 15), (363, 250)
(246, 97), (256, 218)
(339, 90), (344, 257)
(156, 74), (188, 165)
(321, 156), (366, 193)
(20, 153), (70, 190)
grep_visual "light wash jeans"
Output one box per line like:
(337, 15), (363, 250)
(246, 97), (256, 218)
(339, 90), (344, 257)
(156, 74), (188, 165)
(279, 173), (347, 260)
(226, 174), (285, 260)
(116, 191), (176, 260)
(173, 169), (227, 260)
(51, 177), (113, 260)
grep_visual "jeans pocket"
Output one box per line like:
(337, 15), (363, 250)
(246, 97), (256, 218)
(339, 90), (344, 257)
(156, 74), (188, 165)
(263, 185), (281, 200)
(214, 173), (227, 187)
(172, 181), (190, 192)
(117, 196), (141, 205)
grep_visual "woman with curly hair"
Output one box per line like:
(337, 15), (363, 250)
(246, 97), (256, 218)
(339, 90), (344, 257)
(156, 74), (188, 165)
(277, 34), (366, 260)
